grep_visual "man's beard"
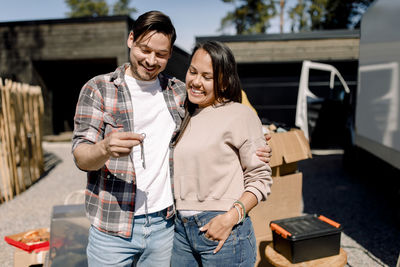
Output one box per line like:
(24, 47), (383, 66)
(129, 60), (158, 81)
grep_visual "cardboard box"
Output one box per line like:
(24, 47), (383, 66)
(250, 172), (303, 241)
(14, 247), (48, 267)
(268, 129), (312, 176)
(249, 129), (312, 266)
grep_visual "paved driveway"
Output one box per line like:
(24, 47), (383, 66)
(0, 142), (86, 267)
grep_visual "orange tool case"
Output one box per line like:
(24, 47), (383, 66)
(270, 214), (342, 263)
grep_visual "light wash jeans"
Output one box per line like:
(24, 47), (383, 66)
(87, 209), (174, 267)
(171, 211), (257, 267)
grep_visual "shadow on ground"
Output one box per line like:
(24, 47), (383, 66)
(299, 154), (400, 267)
(42, 150), (63, 177)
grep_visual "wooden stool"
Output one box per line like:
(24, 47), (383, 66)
(265, 243), (347, 267)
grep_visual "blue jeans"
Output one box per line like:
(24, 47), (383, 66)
(87, 209), (174, 267)
(171, 211), (257, 267)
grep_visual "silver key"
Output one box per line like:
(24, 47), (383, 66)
(140, 133), (146, 169)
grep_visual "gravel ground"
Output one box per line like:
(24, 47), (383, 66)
(1, 142), (399, 266)
(0, 142), (86, 267)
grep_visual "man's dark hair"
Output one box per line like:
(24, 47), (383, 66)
(131, 10), (176, 46)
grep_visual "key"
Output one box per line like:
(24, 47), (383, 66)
(140, 133), (146, 169)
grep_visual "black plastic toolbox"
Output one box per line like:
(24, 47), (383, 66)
(270, 214), (342, 263)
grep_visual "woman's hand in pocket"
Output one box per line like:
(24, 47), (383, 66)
(199, 209), (238, 253)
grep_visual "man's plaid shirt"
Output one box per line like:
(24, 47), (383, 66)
(72, 64), (186, 238)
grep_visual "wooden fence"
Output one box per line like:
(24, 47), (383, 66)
(0, 78), (44, 203)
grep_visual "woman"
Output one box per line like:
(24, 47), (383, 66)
(171, 41), (273, 266)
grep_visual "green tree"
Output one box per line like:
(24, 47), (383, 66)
(289, 0), (374, 32)
(65, 0), (109, 17)
(220, 0), (277, 34)
(288, 0), (328, 31)
(65, 0), (136, 18)
(112, 0), (137, 16)
(322, 0), (374, 29)
(308, 0), (328, 30)
(288, 0), (308, 31)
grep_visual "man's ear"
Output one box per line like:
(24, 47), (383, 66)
(127, 31), (134, 48)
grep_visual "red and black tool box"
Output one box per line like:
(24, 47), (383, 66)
(270, 214), (342, 263)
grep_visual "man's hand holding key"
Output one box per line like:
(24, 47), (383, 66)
(103, 132), (144, 158)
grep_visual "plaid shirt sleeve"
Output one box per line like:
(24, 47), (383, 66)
(72, 78), (105, 152)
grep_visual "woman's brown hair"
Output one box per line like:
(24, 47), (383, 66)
(173, 41), (242, 145)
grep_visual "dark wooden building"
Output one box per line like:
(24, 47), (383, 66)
(197, 30), (360, 148)
(0, 16), (189, 135)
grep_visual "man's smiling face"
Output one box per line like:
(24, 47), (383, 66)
(127, 31), (172, 81)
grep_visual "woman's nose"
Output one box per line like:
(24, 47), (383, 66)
(192, 75), (201, 87)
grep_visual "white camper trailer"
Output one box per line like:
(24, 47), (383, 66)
(355, 0), (400, 170)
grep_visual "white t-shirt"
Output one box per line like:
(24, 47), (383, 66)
(125, 75), (175, 215)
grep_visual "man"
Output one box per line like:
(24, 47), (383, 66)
(72, 10), (271, 266)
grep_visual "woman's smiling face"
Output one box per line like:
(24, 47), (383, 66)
(185, 48), (216, 108)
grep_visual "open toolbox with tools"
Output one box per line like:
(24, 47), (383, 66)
(270, 214), (342, 263)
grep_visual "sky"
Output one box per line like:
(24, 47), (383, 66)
(0, 0), (294, 52)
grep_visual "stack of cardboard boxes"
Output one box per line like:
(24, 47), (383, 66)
(249, 128), (312, 266)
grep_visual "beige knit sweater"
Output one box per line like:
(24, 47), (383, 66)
(173, 102), (272, 212)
